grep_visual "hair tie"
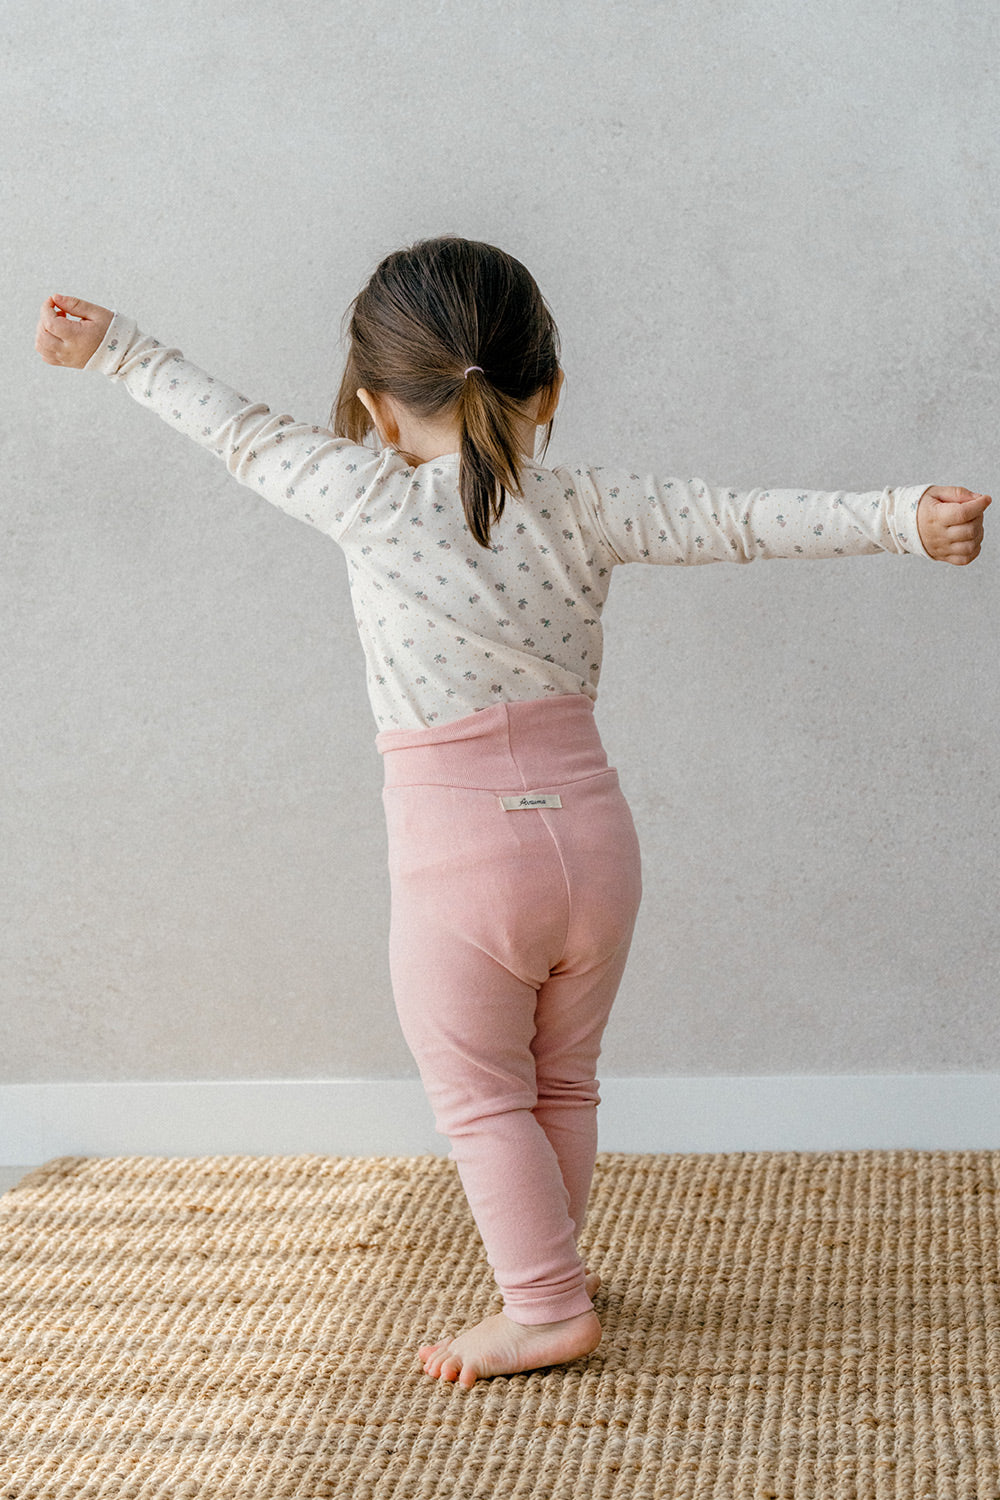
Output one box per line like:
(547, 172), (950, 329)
(463, 365), (484, 378)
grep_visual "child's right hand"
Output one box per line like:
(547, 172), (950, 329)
(916, 486), (991, 565)
(35, 296), (113, 369)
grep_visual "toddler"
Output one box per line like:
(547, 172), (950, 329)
(34, 237), (990, 1387)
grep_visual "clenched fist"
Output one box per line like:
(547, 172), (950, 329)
(35, 295), (113, 369)
(916, 487), (991, 566)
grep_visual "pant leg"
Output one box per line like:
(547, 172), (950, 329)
(532, 940), (636, 1236)
(531, 771), (642, 1234)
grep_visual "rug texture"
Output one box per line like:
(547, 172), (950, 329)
(1, 1149), (999, 1499)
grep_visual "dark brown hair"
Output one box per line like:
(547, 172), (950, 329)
(331, 236), (561, 548)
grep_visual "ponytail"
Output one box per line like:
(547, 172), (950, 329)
(332, 236), (561, 548)
(458, 370), (531, 548)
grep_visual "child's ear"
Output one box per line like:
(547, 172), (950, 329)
(537, 369), (564, 424)
(355, 387), (378, 432)
(353, 387), (395, 444)
(357, 388), (398, 446)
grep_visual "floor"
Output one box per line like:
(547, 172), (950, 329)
(4, 1149), (994, 1495)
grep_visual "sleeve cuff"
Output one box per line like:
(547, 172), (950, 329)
(83, 311), (139, 377)
(891, 484), (935, 559)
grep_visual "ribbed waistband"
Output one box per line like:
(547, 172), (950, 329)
(376, 695), (611, 790)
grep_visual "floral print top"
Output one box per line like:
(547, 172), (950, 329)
(86, 313), (932, 732)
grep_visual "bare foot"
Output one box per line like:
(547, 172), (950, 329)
(417, 1285), (602, 1390)
(417, 1272), (601, 1371)
(418, 1309), (601, 1388)
(416, 1260), (599, 1374)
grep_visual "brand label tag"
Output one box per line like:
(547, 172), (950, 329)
(498, 793), (563, 811)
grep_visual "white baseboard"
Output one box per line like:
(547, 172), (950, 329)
(1, 1075), (998, 1167)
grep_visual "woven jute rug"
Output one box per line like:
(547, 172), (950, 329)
(1, 1150), (999, 1499)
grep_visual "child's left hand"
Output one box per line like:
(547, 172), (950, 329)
(916, 486), (991, 564)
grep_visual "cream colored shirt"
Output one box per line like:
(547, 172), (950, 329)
(86, 313), (932, 732)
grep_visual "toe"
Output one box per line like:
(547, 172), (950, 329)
(439, 1354), (463, 1383)
(430, 1341), (459, 1376)
(431, 1339), (455, 1374)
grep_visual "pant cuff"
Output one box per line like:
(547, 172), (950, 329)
(501, 1281), (595, 1326)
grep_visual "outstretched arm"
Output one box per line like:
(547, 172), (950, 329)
(34, 295), (387, 542)
(567, 466), (990, 568)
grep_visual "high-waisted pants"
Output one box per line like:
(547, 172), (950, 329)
(376, 694), (643, 1326)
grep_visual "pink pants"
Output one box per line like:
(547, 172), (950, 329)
(377, 695), (642, 1325)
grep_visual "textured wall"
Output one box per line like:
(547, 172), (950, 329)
(4, 0), (998, 1083)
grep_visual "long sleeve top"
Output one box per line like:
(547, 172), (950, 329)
(85, 313), (933, 732)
